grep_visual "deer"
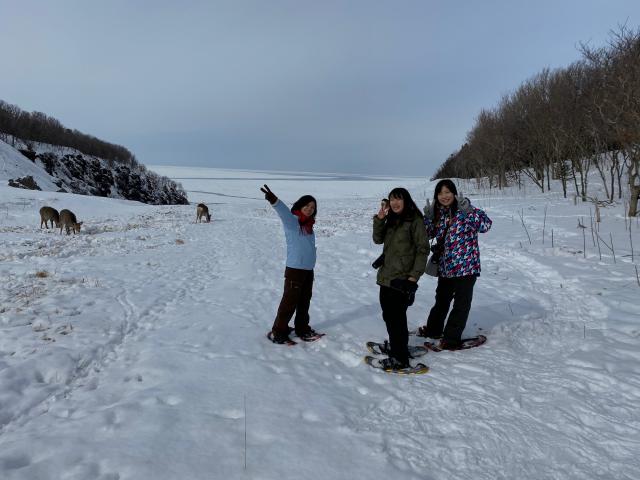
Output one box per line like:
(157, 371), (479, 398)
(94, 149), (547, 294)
(39, 206), (60, 229)
(59, 209), (83, 235)
(196, 203), (211, 223)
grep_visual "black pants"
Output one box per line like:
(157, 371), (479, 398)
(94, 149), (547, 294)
(379, 285), (410, 365)
(272, 267), (314, 335)
(425, 276), (477, 343)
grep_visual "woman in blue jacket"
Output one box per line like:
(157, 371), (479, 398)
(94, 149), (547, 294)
(261, 185), (320, 344)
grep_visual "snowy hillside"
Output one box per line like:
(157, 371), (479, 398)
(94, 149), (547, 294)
(0, 139), (60, 191)
(0, 167), (638, 479)
(0, 138), (188, 205)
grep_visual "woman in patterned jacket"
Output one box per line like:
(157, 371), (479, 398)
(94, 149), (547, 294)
(417, 179), (492, 349)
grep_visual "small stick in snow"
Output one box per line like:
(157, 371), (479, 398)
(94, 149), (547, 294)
(583, 227), (586, 259)
(589, 209), (597, 247)
(635, 265), (640, 287)
(595, 232), (613, 253)
(542, 205), (547, 245)
(518, 209), (532, 245)
(624, 201), (629, 232)
(610, 232), (616, 264)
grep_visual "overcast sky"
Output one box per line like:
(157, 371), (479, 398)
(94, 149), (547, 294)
(1, 1), (639, 175)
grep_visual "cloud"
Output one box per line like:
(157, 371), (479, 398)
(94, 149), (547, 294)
(2, 0), (639, 175)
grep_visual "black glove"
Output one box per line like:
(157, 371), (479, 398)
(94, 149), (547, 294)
(260, 184), (278, 205)
(390, 279), (419, 306)
(372, 253), (385, 269)
(456, 195), (472, 214)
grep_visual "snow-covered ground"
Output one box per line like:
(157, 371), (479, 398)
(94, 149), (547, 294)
(0, 165), (639, 479)
(0, 140), (59, 191)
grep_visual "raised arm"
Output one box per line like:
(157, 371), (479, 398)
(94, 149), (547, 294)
(261, 184), (299, 229)
(471, 208), (492, 233)
(455, 195), (491, 233)
(260, 184), (278, 204)
(372, 203), (388, 244)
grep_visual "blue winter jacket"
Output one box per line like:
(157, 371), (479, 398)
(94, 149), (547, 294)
(273, 199), (316, 270)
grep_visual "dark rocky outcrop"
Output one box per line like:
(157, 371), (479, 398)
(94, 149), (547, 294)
(32, 151), (188, 205)
(8, 175), (41, 190)
(18, 149), (37, 161)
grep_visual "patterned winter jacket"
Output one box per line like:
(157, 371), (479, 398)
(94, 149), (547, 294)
(424, 203), (492, 278)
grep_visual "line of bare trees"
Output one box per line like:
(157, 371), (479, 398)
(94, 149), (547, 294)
(433, 26), (640, 216)
(0, 100), (135, 166)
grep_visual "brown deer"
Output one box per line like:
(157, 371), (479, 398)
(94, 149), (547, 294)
(196, 203), (211, 223)
(59, 209), (83, 235)
(39, 206), (60, 229)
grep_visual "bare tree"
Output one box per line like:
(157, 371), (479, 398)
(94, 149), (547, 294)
(430, 26), (639, 216)
(582, 26), (640, 215)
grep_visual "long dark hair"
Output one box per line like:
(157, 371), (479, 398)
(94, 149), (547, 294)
(386, 187), (422, 226)
(433, 179), (458, 223)
(291, 195), (317, 218)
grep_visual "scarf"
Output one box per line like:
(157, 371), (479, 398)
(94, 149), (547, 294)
(292, 210), (315, 235)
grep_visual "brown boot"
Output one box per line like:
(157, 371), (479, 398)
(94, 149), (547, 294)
(417, 325), (443, 339)
(438, 339), (462, 350)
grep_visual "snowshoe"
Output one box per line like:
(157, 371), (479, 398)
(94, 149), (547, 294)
(423, 335), (487, 352)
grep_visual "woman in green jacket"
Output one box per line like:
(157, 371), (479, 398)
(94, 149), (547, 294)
(372, 187), (429, 370)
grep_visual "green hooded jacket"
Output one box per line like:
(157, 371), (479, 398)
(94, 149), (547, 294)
(372, 212), (430, 287)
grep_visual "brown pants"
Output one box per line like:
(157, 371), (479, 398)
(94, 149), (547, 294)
(272, 267), (314, 335)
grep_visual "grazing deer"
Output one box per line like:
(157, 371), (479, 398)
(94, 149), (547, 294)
(39, 206), (60, 229)
(59, 209), (83, 235)
(196, 203), (211, 223)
